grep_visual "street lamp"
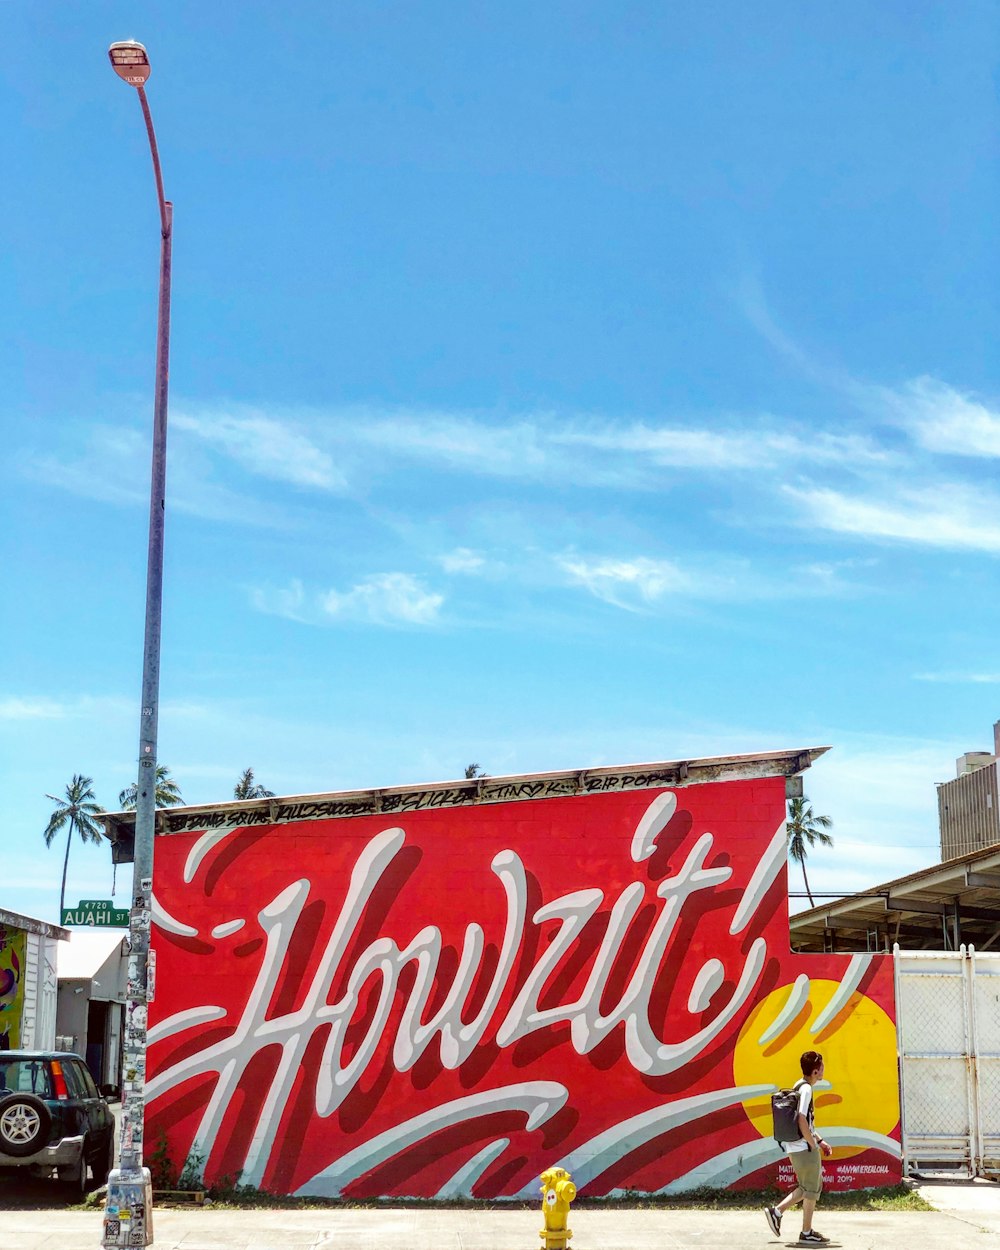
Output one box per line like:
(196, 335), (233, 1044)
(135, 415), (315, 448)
(103, 39), (173, 1250)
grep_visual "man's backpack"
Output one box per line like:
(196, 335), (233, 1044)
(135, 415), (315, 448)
(771, 1080), (807, 1145)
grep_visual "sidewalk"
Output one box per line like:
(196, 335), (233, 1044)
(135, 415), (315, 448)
(3, 1180), (999, 1250)
(912, 1176), (1000, 1235)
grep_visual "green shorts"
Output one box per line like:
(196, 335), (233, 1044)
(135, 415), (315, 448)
(789, 1148), (823, 1198)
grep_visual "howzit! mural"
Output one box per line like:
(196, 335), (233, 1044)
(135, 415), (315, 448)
(0, 923), (26, 1049)
(143, 768), (901, 1196)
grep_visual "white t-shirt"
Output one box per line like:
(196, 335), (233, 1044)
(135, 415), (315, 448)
(783, 1080), (814, 1155)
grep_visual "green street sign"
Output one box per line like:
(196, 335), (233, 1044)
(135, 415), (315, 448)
(61, 899), (130, 927)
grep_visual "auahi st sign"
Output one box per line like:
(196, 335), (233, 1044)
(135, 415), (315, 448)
(61, 899), (130, 927)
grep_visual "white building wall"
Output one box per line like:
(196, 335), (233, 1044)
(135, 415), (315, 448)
(17, 931), (60, 1050)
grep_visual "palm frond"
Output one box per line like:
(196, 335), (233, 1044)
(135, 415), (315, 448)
(43, 808), (69, 846)
(120, 765), (182, 810)
(785, 793), (834, 874)
(76, 813), (105, 844)
(234, 768), (274, 800)
(67, 775), (97, 802)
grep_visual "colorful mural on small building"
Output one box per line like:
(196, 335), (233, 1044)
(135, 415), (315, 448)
(145, 774), (901, 1196)
(0, 923), (27, 1049)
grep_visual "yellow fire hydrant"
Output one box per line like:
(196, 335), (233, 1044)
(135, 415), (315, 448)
(539, 1166), (576, 1250)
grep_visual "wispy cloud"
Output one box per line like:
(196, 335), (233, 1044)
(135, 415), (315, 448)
(734, 272), (856, 393)
(791, 557), (878, 590)
(322, 573), (443, 625)
(439, 547), (487, 574)
(23, 428), (150, 508)
(354, 415), (550, 478)
(0, 696), (72, 721)
(558, 555), (695, 610)
(169, 401), (889, 493)
(174, 410), (344, 490)
(785, 482), (1000, 553)
(253, 573), (444, 627)
(0, 694), (133, 722)
(555, 549), (872, 611)
(880, 376), (1000, 458)
(552, 423), (887, 470)
(914, 671), (1000, 685)
(361, 410), (887, 478)
(22, 421), (294, 527)
(250, 579), (310, 623)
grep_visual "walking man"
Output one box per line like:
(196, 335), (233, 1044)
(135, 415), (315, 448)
(764, 1049), (833, 1245)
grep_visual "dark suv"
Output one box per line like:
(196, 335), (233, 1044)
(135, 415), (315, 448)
(0, 1050), (116, 1195)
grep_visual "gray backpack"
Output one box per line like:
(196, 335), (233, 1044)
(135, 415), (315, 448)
(771, 1079), (808, 1145)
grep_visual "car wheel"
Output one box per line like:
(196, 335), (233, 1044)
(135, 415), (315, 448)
(92, 1130), (115, 1185)
(58, 1140), (88, 1197)
(0, 1092), (51, 1157)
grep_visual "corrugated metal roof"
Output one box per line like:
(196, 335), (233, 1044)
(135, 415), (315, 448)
(790, 842), (1000, 953)
(0, 906), (69, 940)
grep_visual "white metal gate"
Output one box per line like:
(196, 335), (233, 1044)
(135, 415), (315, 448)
(895, 945), (1000, 1178)
(970, 949), (1000, 1173)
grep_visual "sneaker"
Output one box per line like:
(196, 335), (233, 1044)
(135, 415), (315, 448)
(799, 1232), (829, 1245)
(764, 1207), (782, 1237)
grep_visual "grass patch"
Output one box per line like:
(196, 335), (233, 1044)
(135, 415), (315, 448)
(179, 1183), (930, 1213)
(575, 1184), (931, 1212)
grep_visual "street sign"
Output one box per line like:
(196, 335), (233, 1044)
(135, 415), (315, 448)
(61, 899), (130, 927)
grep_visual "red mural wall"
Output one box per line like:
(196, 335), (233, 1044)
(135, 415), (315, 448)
(145, 777), (901, 1197)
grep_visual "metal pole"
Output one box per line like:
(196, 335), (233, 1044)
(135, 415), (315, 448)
(105, 81), (171, 1250)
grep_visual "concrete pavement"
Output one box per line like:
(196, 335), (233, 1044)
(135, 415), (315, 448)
(912, 1176), (1000, 1235)
(3, 1180), (1000, 1250)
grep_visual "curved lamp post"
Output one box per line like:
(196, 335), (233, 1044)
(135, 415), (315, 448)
(104, 39), (172, 1250)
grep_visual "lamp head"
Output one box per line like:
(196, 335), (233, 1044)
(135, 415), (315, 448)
(108, 40), (151, 86)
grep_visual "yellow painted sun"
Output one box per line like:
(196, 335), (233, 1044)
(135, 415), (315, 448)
(733, 979), (899, 1159)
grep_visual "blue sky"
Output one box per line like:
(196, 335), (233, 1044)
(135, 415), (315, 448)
(4, 2), (1000, 925)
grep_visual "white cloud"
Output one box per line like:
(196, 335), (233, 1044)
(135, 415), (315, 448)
(355, 415), (551, 478)
(553, 423), (886, 470)
(357, 409), (888, 480)
(23, 427), (149, 508)
(0, 694), (133, 722)
(439, 547), (486, 575)
(790, 557), (878, 595)
(883, 376), (1000, 458)
(174, 411), (344, 490)
(785, 482), (1000, 553)
(321, 573), (443, 626)
(0, 697), (71, 721)
(252, 574), (444, 627)
(914, 671), (1000, 685)
(22, 421), (296, 528)
(23, 394), (898, 534)
(555, 549), (873, 611)
(250, 579), (309, 623)
(558, 556), (695, 610)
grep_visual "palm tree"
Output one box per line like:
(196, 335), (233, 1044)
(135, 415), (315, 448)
(234, 768), (275, 800)
(464, 763), (487, 779)
(786, 795), (834, 907)
(119, 764), (183, 811)
(44, 775), (105, 914)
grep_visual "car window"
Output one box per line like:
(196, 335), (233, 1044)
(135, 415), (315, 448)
(0, 1059), (53, 1098)
(77, 1062), (100, 1100)
(62, 1060), (88, 1099)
